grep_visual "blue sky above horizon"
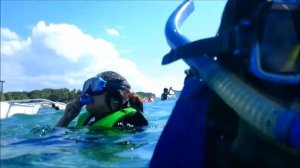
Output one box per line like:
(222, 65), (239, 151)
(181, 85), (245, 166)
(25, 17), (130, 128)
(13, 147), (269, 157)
(1, 0), (226, 96)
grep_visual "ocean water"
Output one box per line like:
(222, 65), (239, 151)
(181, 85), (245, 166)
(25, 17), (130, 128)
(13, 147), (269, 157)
(1, 100), (176, 168)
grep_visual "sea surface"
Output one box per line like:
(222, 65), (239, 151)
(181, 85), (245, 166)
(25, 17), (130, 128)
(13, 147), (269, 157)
(1, 99), (176, 168)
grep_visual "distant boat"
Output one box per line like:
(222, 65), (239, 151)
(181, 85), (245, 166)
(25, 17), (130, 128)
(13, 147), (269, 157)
(0, 99), (66, 119)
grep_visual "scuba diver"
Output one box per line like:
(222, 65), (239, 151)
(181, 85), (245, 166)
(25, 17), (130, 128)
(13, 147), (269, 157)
(56, 71), (148, 130)
(150, 0), (299, 168)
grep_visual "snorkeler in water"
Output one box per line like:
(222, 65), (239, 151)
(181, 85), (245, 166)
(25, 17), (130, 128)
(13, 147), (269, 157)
(56, 71), (148, 129)
(161, 87), (180, 100)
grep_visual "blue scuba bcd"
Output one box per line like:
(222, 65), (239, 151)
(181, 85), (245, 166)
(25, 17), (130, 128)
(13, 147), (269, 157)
(150, 76), (208, 168)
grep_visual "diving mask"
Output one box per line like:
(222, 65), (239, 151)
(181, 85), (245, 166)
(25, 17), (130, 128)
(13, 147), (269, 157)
(80, 76), (130, 104)
(162, 1), (300, 84)
(249, 2), (300, 84)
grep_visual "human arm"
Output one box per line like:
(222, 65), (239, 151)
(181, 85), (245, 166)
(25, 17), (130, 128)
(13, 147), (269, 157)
(168, 87), (181, 94)
(55, 97), (83, 127)
(170, 87), (180, 92)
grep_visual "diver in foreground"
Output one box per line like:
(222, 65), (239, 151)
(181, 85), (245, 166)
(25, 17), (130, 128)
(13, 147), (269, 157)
(150, 0), (299, 167)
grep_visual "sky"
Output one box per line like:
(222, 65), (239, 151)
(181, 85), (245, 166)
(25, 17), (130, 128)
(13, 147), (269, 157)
(1, 0), (226, 97)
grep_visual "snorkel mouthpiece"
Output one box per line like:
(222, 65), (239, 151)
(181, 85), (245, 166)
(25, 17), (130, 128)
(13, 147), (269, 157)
(80, 96), (93, 105)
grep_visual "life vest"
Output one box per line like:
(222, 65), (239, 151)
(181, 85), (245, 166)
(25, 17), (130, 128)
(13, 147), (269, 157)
(75, 107), (138, 130)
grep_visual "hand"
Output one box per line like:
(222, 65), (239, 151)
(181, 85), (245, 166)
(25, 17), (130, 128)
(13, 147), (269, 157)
(64, 97), (83, 121)
(56, 97), (83, 127)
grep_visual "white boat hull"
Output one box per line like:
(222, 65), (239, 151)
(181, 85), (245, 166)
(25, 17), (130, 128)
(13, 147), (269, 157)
(0, 99), (66, 119)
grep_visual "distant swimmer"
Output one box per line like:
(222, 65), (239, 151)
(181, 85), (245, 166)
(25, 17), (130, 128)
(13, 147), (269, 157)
(161, 87), (180, 100)
(148, 96), (154, 102)
(143, 96), (155, 102)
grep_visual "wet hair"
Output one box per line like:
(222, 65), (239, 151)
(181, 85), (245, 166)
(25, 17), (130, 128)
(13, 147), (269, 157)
(127, 92), (144, 113)
(164, 88), (169, 92)
(97, 71), (143, 112)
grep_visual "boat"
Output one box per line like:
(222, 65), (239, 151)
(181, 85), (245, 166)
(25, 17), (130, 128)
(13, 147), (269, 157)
(0, 99), (66, 119)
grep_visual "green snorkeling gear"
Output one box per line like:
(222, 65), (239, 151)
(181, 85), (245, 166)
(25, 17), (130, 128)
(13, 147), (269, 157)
(75, 107), (145, 130)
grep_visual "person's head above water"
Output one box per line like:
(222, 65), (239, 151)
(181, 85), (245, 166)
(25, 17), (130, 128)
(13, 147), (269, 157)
(97, 71), (131, 108)
(56, 71), (147, 128)
(81, 71), (128, 117)
(80, 71), (144, 118)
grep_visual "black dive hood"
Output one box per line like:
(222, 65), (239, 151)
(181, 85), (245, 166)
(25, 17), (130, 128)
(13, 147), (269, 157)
(163, 0), (300, 150)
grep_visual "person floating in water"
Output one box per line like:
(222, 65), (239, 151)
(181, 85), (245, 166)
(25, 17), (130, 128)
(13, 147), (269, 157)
(151, 0), (300, 168)
(56, 71), (148, 130)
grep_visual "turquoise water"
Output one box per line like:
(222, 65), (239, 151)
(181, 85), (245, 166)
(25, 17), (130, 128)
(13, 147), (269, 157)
(1, 100), (176, 168)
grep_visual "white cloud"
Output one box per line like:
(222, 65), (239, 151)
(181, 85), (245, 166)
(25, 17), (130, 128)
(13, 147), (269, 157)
(1, 28), (31, 56)
(1, 28), (19, 40)
(106, 28), (119, 36)
(1, 21), (163, 96)
(31, 21), (118, 63)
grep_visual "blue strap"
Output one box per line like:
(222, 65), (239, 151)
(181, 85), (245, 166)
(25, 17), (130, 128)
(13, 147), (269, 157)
(150, 77), (209, 168)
